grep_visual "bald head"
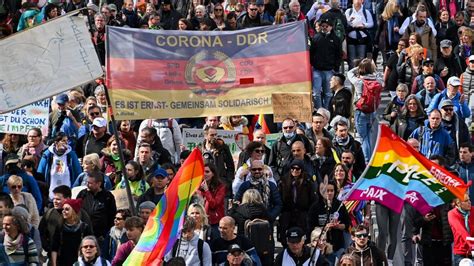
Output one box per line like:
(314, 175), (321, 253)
(253, 129), (266, 143)
(292, 141), (306, 160)
(407, 138), (420, 151)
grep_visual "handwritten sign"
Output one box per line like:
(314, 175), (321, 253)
(272, 93), (312, 123)
(0, 14), (103, 113)
(111, 189), (131, 210)
(0, 99), (50, 135)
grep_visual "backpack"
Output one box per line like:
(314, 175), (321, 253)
(172, 238), (204, 266)
(244, 219), (274, 260)
(333, 17), (346, 42)
(355, 79), (383, 113)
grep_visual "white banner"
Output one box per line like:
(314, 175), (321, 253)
(0, 15), (103, 113)
(0, 99), (50, 135)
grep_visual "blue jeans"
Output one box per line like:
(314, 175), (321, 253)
(347, 44), (367, 68)
(453, 254), (471, 266)
(312, 69), (333, 109)
(355, 110), (376, 163)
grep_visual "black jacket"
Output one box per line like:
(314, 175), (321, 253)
(310, 31), (342, 71)
(329, 88), (352, 120)
(332, 136), (366, 177)
(229, 203), (270, 236)
(413, 204), (453, 246)
(434, 53), (463, 85)
(77, 189), (117, 238)
(159, 9), (183, 30)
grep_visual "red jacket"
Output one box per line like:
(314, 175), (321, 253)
(448, 207), (474, 256)
(199, 183), (226, 225)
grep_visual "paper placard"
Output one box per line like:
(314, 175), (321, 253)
(272, 93), (312, 122)
(111, 188), (131, 210)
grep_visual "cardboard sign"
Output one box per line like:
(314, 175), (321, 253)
(111, 188), (131, 210)
(272, 93), (312, 123)
(0, 99), (50, 136)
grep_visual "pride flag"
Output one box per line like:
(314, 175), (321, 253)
(124, 148), (204, 265)
(255, 114), (270, 134)
(345, 124), (470, 215)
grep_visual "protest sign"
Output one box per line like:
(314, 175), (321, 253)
(272, 93), (312, 123)
(0, 99), (50, 136)
(0, 15), (103, 113)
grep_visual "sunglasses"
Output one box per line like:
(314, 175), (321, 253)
(89, 112), (100, 116)
(114, 217), (124, 220)
(291, 167), (301, 171)
(354, 233), (368, 238)
(250, 168), (263, 171)
(249, 8), (258, 11)
(10, 185), (22, 190)
(82, 245), (96, 249)
(215, 8), (223, 11)
(254, 149), (265, 153)
(283, 126), (294, 130)
(443, 107), (454, 111)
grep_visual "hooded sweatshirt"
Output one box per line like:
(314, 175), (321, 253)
(164, 233), (212, 266)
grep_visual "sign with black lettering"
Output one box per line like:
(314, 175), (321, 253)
(0, 99), (50, 135)
(106, 21), (311, 119)
(272, 93), (312, 122)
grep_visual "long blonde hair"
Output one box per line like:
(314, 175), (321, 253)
(381, 0), (401, 21)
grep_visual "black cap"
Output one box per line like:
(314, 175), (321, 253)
(422, 58), (434, 65)
(163, 0), (172, 4)
(286, 227), (305, 243)
(228, 244), (244, 253)
(5, 154), (19, 165)
(319, 18), (331, 25)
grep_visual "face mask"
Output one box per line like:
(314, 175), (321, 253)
(283, 132), (295, 139)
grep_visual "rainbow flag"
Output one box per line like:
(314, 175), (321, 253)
(254, 114), (270, 134)
(345, 124), (470, 215)
(124, 148), (204, 265)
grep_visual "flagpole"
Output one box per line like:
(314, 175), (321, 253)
(173, 148), (199, 258)
(103, 84), (137, 216)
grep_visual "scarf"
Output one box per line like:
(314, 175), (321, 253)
(249, 176), (270, 208)
(458, 207), (471, 233)
(394, 97), (405, 107)
(80, 256), (99, 266)
(4, 233), (23, 255)
(335, 136), (350, 147)
(111, 154), (123, 171)
(387, 17), (398, 45)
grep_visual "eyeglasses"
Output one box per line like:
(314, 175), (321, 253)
(354, 233), (368, 238)
(249, 8), (258, 11)
(27, 135), (39, 138)
(254, 149), (265, 153)
(10, 185), (22, 190)
(215, 8), (223, 11)
(424, 64), (434, 67)
(89, 112), (100, 116)
(114, 217), (124, 220)
(283, 126), (294, 130)
(250, 168), (263, 171)
(291, 167), (301, 171)
(443, 107), (454, 112)
(82, 245), (96, 249)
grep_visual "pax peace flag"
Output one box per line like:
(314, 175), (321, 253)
(345, 124), (470, 215)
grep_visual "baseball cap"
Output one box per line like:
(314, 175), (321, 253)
(92, 117), (107, 128)
(256, 0), (264, 5)
(319, 18), (331, 25)
(228, 244), (244, 253)
(422, 58), (434, 65)
(469, 55), (474, 62)
(108, 3), (117, 11)
(153, 168), (169, 179)
(440, 39), (452, 48)
(447, 76), (461, 87)
(286, 227), (305, 243)
(55, 94), (69, 105)
(440, 99), (454, 109)
(4, 154), (19, 165)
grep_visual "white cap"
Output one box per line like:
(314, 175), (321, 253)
(92, 117), (107, 128)
(447, 76), (461, 87)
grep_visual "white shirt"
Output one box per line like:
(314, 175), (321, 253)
(345, 6), (374, 39)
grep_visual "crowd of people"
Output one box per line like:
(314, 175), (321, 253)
(0, 0), (474, 265)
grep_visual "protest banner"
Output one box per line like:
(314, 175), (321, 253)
(182, 129), (249, 157)
(272, 93), (312, 122)
(0, 99), (50, 136)
(0, 14), (103, 113)
(106, 21), (311, 120)
(111, 189), (131, 210)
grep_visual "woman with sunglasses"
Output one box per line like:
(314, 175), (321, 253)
(233, 141), (275, 196)
(51, 198), (93, 266)
(278, 159), (318, 247)
(103, 210), (130, 261)
(7, 175), (39, 228)
(212, 3), (226, 30)
(74, 236), (111, 265)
